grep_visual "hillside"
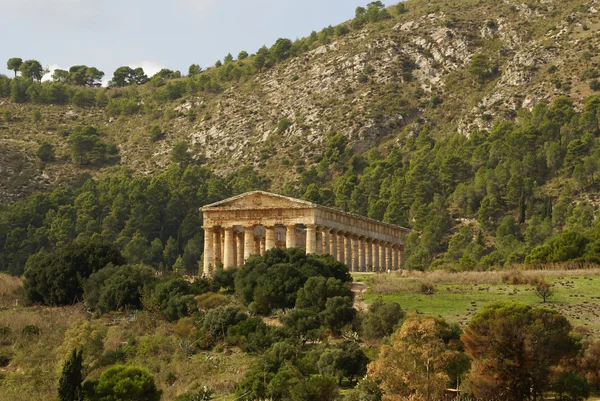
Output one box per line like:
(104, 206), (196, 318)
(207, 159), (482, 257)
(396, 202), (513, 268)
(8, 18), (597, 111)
(1, 0), (600, 203)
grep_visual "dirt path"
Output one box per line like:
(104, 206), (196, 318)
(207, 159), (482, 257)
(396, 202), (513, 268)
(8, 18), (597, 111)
(351, 281), (369, 313)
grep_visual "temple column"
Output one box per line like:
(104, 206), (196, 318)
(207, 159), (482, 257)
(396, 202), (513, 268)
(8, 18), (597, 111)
(321, 228), (330, 255)
(330, 230), (338, 260)
(358, 237), (366, 272)
(306, 224), (317, 254)
(286, 225), (297, 248)
(337, 231), (345, 265)
(399, 246), (405, 270)
(265, 226), (276, 251)
(365, 239), (372, 272)
(379, 241), (387, 272)
(203, 226), (214, 276)
(214, 228), (222, 265)
(345, 234), (352, 268)
(316, 229), (323, 254)
(385, 243), (392, 272)
(244, 226), (255, 261)
(223, 227), (235, 269)
(236, 233), (244, 267)
(393, 245), (399, 270)
(351, 236), (359, 272)
(373, 241), (379, 272)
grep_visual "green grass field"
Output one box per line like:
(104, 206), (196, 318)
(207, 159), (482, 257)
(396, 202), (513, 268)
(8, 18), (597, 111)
(354, 269), (600, 335)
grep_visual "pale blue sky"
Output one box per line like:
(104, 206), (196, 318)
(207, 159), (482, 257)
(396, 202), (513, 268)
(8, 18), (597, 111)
(0, 0), (382, 81)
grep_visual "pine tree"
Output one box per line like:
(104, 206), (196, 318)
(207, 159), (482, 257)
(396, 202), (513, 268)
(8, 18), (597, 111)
(58, 349), (84, 401)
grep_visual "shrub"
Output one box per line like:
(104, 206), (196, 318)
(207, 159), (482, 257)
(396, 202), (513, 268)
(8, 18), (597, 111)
(174, 387), (214, 401)
(196, 292), (230, 311)
(0, 348), (13, 367)
(84, 264), (157, 313)
(362, 298), (404, 340)
(534, 280), (554, 303)
(22, 325), (40, 336)
(149, 125), (163, 142)
(149, 278), (200, 321)
(590, 79), (600, 91)
(23, 240), (125, 305)
(553, 371), (590, 401)
(419, 281), (436, 294)
(36, 142), (55, 162)
(84, 365), (162, 401)
(235, 247), (351, 315)
(202, 305), (247, 340)
(2, 111), (12, 121)
(31, 110), (41, 123)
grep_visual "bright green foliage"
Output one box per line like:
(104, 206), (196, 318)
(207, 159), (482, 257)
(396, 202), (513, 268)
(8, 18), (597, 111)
(85, 365), (161, 401)
(23, 240), (125, 305)
(7, 58), (22, 76)
(37, 142), (55, 162)
(83, 264), (157, 313)
(58, 349), (84, 401)
(361, 297), (404, 340)
(462, 303), (578, 401)
(553, 372), (590, 401)
(295, 276), (353, 312)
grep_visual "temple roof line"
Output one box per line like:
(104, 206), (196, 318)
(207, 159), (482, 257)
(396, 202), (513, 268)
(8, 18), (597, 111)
(202, 191), (411, 233)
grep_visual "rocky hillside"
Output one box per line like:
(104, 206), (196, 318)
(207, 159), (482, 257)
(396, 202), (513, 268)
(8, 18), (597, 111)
(1, 0), (599, 203)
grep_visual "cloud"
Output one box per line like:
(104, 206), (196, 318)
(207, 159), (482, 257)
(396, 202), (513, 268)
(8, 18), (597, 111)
(128, 61), (166, 78)
(42, 64), (66, 82)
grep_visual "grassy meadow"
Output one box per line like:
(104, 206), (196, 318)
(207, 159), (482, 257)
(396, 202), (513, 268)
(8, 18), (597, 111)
(354, 268), (600, 335)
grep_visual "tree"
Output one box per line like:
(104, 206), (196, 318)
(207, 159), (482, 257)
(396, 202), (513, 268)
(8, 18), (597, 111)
(469, 54), (492, 83)
(238, 50), (249, 60)
(188, 64), (202, 76)
(553, 372), (590, 401)
(58, 349), (84, 401)
(290, 375), (338, 401)
(202, 305), (247, 340)
(37, 142), (55, 162)
(19, 59), (46, 81)
(52, 69), (70, 83)
(7, 58), (22, 76)
(462, 303), (578, 401)
(368, 315), (467, 401)
(68, 65), (104, 87)
(83, 264), (157, 313)
(85, 365), (161, 401)
(362, 298), (404, 341)
(535, 279), (554, 303)
(171, 141), (191, 166)
(109, 66), (148, 87)
(23, 240), (125, 305)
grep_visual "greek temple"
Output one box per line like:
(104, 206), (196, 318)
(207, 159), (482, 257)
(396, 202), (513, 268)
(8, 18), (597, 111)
(201, 191), (409, 276)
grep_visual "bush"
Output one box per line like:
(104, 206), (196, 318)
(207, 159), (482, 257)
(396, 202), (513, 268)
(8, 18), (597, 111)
(31, 110), (41, 123)
(202, 305), (247, 340)
(534, 280), (554, 303)
(196, 292), (230, 311)
(235, 247), (351, 315)
(149, 278), (200, 321)
(0, 348), (13, 367)
(174, 387), (214, 401)
(362, 298), (404, 340)
(84, 365), (162, 401)
(36, 142), (55, 162)
(22, 325), (40, 336)
(84, 264), (157, 313)
(590, 79), (600, 91)
(149, 125), (163, 142)
(419, 281), (436, 295)
(553, 371), (590, 401)
(23, 240), (125, 305)
(290, 375), (338, 401)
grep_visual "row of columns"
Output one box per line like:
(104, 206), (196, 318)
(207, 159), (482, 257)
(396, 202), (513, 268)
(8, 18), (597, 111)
(203, 224), (404, 274)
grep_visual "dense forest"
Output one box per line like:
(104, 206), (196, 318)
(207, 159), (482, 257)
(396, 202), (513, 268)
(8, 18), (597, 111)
(1, 95), (600, 275)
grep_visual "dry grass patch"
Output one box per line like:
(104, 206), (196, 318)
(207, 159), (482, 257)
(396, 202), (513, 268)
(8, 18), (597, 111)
(0, 274), (23, 308)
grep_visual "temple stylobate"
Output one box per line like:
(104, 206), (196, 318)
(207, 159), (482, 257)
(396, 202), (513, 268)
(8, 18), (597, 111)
(201, 191), (410, 276)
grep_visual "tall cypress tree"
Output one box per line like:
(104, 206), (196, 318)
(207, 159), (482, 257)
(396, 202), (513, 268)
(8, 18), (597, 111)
(58, 349), (84, 401)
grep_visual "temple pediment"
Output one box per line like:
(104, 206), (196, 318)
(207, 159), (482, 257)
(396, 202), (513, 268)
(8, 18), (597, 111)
(202, 191), (316, 211)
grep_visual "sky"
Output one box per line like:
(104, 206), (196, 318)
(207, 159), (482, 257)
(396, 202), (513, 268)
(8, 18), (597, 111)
(0, 0), (374, 83)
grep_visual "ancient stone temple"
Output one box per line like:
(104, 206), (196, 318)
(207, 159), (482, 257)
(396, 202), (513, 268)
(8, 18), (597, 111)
(201, 191), (409, 276)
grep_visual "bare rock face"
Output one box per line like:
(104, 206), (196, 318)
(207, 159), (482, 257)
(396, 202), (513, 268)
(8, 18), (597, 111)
(1, 0), (599, 202)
